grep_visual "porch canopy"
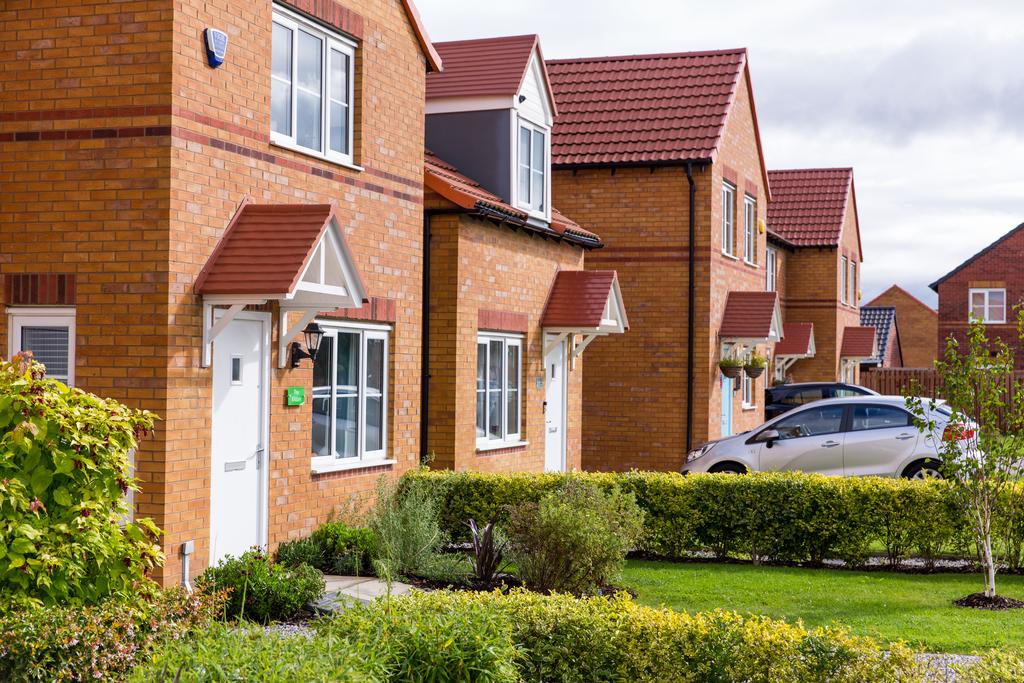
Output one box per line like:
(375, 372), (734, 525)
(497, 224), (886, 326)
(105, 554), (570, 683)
(840, 325), (878, 361)
(720, 291), (783, 346)
(541, 270), (628, 360)
(773, 321), (815, 381)
(194, 201), (367, 367)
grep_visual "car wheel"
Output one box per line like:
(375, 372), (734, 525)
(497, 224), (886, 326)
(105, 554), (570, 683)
(902, 460), (943, 480)
(708, 462), (747, 474)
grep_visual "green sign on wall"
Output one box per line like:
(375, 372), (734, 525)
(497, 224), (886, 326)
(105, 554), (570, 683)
(286, 386), (305, 406)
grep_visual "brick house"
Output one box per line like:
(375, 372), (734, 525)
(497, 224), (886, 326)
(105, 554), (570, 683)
(422, 36), (626, 473)
(766, 168), (874, 385)
(859, 306), (903, 370)
(0, 0), (440, 584)
(547, 49), (782, 472)
(865, 285), (937, 368)
(930, 221), (1024, 369)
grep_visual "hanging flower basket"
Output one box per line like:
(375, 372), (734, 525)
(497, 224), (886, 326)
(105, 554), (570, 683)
(719, 361), (744, 380)
(744, 364), (765, 379)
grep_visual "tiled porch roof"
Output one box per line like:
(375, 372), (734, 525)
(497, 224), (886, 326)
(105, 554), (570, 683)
(720, 291), (781, 341)
(774, 322), (815, 357)
(541, 270), (626, 330)
(840, 325), (877, 359)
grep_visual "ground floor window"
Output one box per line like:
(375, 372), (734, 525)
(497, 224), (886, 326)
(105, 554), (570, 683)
(841, 360), (856, 383)
(477, 333), (522, 445)
(7, 307), (75, 385)
(312, 323), (388, 466)
(741, 372), (754, 408)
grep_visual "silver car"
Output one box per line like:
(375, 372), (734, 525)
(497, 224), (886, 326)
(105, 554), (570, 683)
(683, 396), (959, 479)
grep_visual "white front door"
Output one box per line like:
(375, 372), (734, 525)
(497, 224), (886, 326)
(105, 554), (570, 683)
(544, 335), (567, 472)
(210, 313), (268, 564)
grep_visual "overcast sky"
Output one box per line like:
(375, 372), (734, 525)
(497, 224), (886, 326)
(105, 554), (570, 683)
(417, 0), (1024, 306)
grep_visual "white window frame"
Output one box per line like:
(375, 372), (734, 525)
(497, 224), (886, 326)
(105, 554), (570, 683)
(841, 359), (856, 383)
(741, 372), (754, 409)
(310, 321), (390, 473)
(271, 4), (357, 168)
(849, 260), (857, 306)
(840, 256), (849, 304)
(743, 194), (757, 265)
(515, 119), (549, 220)
(766, 247), (778, 291)
(969, 288), (1007, 324)
(476, 332), (523, 447)
(721, 181), (736, 257)
(7, 307), (76, 386)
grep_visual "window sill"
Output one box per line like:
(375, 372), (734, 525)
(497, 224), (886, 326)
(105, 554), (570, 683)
(742, 404), (757, 412)
(270, 140), (364, 173)
(743, 259), (758, 268)
(476, 440), (529, 453)
(721, 252), (739, 261)
(311, 458), (396, 475)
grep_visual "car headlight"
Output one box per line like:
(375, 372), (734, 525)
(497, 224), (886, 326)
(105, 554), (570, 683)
(687, 442), (716, 463)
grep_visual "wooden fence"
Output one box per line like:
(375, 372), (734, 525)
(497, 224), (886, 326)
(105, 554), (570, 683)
(860, 368), (942, 397)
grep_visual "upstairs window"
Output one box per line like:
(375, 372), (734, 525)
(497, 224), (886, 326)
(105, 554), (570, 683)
(721, 182), (736, 256)
(743, 195), (757, 264)
(969, 288), (1006, 323)
(8, 308), (75, 386)
(517, 123), (546, 215)
(840, 256), (849, 304)
(477, 334), (522, 445)
(271, 5), (355, 165)
(849, 260), (857, 305)
(766, 247), (778, 291)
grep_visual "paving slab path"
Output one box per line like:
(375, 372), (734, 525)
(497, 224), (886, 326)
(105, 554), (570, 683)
(313, 575), (413, 612)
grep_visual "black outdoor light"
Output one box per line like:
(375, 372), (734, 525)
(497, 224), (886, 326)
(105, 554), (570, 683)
(289, 321), (325, 368)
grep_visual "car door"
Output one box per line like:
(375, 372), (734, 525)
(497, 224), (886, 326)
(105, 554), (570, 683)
(758, 403), (846, 475)
(841, 403), (919, 477)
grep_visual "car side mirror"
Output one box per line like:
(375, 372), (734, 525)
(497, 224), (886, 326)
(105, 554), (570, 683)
(758, 429), (780, 447)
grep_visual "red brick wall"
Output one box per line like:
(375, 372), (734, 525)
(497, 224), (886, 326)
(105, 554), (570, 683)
(936, 226), (1024, 369)
(1, 0), (428, 585)
(551, 72), (767, 472)
(426, 199), (585, 472)
(866, 286), (937, 369)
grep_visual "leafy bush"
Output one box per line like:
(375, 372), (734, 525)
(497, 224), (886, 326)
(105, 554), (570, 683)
(319, 589), (923, 683)
(402, 469), (981, 565)
(196, 549), (324, 623)
(957, 650), (1024, 683)
(276, 520), (375, 575)
(319, 591), (520, 682)
(131, 623), (384, 683)
(0, 354), (162, 609)
(0, 587), (225, 682)
(505, 479), (644, 593)
(368, 478), (449, 581)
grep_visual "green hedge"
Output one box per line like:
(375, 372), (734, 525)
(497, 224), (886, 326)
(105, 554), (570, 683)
(313, 589), (923, 683)
(401, 469), (989, 565)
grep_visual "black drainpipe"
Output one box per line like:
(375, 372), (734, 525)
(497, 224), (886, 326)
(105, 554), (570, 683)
(420, 212), (432, 461)
(685, 162), (697, 452)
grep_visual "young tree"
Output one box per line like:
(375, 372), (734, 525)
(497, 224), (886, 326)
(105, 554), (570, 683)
(906, 317), (1024, 601)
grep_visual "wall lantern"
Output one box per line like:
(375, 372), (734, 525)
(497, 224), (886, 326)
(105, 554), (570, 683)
(289, 322), (325, 368)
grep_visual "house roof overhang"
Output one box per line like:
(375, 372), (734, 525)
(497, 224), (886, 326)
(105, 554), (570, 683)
(720, 291), (782, 344)
(541, 270), (627, 360)
(195, 200), (367, 366)
(840, 325), (878, 360)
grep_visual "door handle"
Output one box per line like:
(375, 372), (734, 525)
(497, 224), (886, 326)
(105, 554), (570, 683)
(821, 440), (840, 448)
(895, 433), (915, 441)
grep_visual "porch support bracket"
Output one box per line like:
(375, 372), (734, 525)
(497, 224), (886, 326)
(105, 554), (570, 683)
(277, 308), (321, 369)
(201, 302), (247, 368)
(543, 331), (570, 358)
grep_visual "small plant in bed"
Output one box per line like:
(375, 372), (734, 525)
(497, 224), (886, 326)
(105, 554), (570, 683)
(276, 520), (375, 575)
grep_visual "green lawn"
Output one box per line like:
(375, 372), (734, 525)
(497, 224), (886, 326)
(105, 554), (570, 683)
(622, 559), (1024, 653)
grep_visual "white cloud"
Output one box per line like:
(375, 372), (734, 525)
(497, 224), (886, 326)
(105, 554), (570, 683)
(416, 0), (1024, 306)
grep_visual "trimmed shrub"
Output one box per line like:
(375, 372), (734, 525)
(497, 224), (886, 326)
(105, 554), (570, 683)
(505, 479), (644, 593)
(196, 549), (324, 623)
(318, 589), (923, 683)
(0, 354), (162, 609)
(276, 521), (375, 575)
(320, 591), (520, 682)
(130, 623), (384, 683)
(0, 587), (226, 682)
(402, 469), (974, 565)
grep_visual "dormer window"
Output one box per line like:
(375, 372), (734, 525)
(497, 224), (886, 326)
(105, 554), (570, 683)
(517, 122), (547, 216)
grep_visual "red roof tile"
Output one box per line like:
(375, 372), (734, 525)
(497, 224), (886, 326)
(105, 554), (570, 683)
(424, 149), (600, 247)
(840, 326), (877, 358)
(774, 322), (814, 356)
(541, 270), (622, 328)
(767, 168), (854, 247)
(426, 35), (545, 101)
(546, 49), (748, 166)
(195, 203), (344, 295)
(720, 291), (779, 339)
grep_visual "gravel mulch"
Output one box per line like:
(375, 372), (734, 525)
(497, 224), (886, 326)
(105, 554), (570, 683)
(917, 653), (981, 683)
